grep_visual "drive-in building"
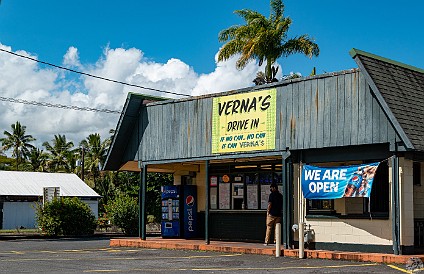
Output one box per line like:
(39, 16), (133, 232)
(104, 49), (424, 254)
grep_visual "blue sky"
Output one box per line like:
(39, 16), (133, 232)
(0, 0), (423, 146)
(1, 0), (422, 75)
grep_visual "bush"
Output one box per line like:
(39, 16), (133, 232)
(105, 194), (139, 235)
(36, 197), (96, 236)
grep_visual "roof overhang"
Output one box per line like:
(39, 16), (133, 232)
(103, 93), (168, 171)
(349, 48), (416, 150)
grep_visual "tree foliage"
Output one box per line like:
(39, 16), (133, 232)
(36, 197), (96, 236)
(105, 193), (139, 235)
(0, 122), (172, 230)
(218, 0), (319, 83)
(0, 121), (35, 170)
(42, 134), (75, 172)
(80, 133), (108, 187)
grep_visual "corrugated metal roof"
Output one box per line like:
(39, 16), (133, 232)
(0, 171), (101, 198)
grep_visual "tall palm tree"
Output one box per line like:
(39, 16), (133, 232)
(0, 121), (35, 170)
(218, 0), (319, 83)
(42, 134), (75, 172)
(80, 133), (108, 187)
(28, 147), (49, 172)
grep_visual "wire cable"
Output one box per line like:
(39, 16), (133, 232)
(0, 96), (121, 114)
(0, 48), (190, 97)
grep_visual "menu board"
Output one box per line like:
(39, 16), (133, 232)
(210, 187), (217, 209)
(247, 184), (258, 209)
(260, 184), (271, 209)
(219, 183), (230, 209)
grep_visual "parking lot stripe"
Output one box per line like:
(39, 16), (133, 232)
(387, 264), (412, 273)
(84, 263), (381, 272)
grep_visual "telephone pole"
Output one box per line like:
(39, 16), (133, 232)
(81, 146), (85, 182)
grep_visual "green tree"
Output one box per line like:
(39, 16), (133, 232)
(0, 154), (14, 170)
(96, 171), (117, 212)
(0, 121), (35, 170)
(218, 0), (319, 83)
(105, 193), (139, 235)
(97, 171), (173, 222)
(36, 197), (96, 236)
(42, 134), (75, 172)
(80, 133), (108, 187)
(28, 147), (49, 172)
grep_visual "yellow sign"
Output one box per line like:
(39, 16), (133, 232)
(212, 88), (276, 154)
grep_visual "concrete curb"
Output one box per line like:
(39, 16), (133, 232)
(110, 238), (424, 264)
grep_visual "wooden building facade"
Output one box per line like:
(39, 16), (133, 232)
(104, 49), (424, 254)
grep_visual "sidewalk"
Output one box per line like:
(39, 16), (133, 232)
(110, 237), (424, 264)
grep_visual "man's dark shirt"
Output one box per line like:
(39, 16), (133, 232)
(268, 191), (283, 217)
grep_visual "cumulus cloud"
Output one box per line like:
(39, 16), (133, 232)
(63, 46), (81, 68)
(0, 42), (262, 150)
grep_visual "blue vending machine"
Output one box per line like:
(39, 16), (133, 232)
(161, 185), (198, 239)
(161, 185), (181, 237)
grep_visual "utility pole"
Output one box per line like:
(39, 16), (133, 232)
(81, 146), (85, 182)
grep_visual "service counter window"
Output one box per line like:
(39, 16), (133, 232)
(210, 176), (218, 209)
(218, 175), (230, 209)
(246, 174), (258, 209)
(232, 176), (244, 209)
(209, 162), (282, 210)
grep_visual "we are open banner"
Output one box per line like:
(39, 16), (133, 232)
(301, 162), (380, 199)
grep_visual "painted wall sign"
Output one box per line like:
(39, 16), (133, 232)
(301, 162), (380, 199)
(212, 88), (277, 153)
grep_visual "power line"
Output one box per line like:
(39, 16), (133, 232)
(0, 96), (121, 114)
(0, 48), (190, 97)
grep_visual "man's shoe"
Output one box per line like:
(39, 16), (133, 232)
(263, 243), (269, 246)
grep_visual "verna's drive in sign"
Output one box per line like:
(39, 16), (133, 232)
(212, 88), (277, 154)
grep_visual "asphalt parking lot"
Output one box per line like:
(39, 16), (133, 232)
(0, 237), (411, 273)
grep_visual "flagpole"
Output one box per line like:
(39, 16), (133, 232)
(298, 162), (305, 259)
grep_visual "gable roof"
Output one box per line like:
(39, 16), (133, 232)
(104, 93), (168, 171)
(0, 171), (101, 198)
(351, 49), (424, 151)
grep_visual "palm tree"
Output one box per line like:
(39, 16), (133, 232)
(42, 134), (75, 172)
(80, 133), (109, 187)
(218, 0), (319, 83)
(28, 147), (49, 172)
(0, 121), (35, 170)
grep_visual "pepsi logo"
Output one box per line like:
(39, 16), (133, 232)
(186, 195), (195, 206)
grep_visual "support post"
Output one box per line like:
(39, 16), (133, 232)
(205, 160), (210, 244)
(391, 154), (400, 255)
(140, 164), (147, 240)
(299, 222), (304, 258)
(281, 150), (291, 249)
(276, 223), (281, 257)
(298, 162), (305, 259)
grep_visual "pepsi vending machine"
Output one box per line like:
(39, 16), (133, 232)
(161, 185), (197, 238)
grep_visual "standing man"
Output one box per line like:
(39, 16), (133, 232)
(264, 182), (283, 246)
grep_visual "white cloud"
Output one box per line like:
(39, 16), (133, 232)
(63, 46), (81, 68)
(0, 43), (262, 151)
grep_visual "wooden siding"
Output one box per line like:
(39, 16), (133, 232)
(139, 70), (398, 162)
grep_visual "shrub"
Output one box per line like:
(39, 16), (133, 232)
(105, 194), (139, 235)
(36, 197), (96, 236)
